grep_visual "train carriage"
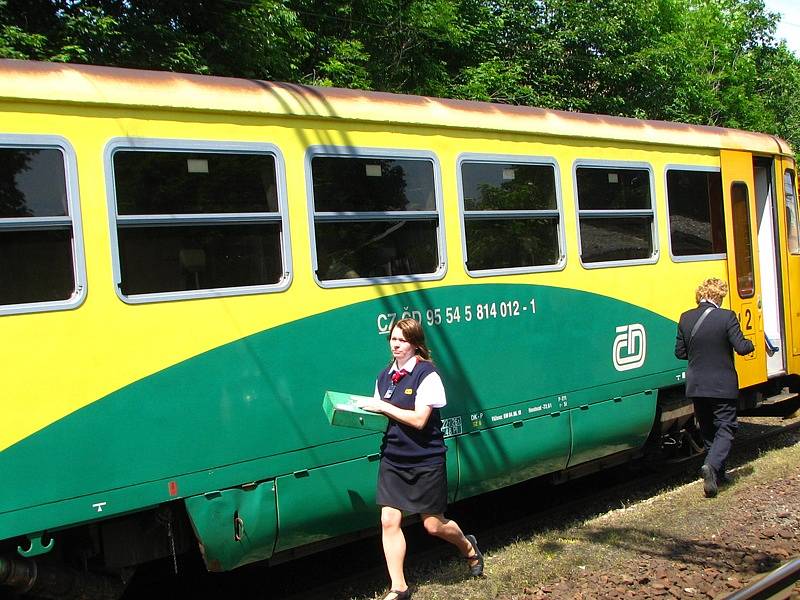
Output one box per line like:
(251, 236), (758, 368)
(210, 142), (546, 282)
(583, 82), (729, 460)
(0, 59), (798, 595)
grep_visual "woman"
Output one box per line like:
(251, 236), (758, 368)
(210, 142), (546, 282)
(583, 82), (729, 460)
(675, 278), (754, 497)
(359, 318), (483, 600)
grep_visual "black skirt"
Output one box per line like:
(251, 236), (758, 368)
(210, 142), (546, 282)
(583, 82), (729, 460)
(377, 459), (448, 515)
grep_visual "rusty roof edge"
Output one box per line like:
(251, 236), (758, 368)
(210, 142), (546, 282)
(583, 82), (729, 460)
(770, 135), (794, 155)
(0, 59), (793, 156)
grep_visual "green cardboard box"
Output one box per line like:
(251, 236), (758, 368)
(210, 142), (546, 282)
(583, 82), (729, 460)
(322, 391), (389, 432)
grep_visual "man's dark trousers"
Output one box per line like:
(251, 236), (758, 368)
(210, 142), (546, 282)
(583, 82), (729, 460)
(692, 397), (738, 474)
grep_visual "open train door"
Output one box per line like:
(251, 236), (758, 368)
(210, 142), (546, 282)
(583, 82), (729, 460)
(778, 158), (800, 374)
(720, 149), (766, 388)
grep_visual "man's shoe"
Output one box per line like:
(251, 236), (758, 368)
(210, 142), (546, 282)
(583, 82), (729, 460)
(700, 464), (718, 498)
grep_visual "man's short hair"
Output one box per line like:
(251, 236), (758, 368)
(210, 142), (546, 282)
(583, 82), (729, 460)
(695, 278), (729, 304)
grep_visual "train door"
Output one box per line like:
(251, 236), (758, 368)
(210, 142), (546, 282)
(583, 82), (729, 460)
(779, 158), (800, 368)
(753, 158), (785, 375)
(720, 150), (766, 388)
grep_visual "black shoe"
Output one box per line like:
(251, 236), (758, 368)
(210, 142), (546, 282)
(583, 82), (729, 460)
(465, 534), (484, 576)
(382, 589), (411, 600)
(700, 464), (718, 498)
(718, 470), (732, 485)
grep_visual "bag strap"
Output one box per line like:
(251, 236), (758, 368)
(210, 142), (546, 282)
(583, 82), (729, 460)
(688, 306), (714, 349)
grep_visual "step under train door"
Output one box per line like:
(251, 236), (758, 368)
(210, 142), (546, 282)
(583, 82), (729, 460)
(720, 149), (766, 389)
(753, 157), (785, 376)
(779, 159), (800, 376)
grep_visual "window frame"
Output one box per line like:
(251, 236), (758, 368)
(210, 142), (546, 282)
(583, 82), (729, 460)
(456, 153), (566, 277)
(0, 134), (87, 317)
(784, 167), (800, 255)
(730, 181), (755, 299)
(664, 164), (726, 263)
(573, 159), (659, 269)
(305, 146), (447, 289)
(105, 138), (292, 304)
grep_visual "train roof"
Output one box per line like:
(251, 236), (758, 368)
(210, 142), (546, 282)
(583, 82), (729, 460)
(0, 59), (792, 156)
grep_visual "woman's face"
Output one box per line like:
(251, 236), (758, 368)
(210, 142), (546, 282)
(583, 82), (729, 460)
(389, 326), (416, 365)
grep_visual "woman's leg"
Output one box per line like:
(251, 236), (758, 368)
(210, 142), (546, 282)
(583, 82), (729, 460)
(421, 514), (472, 556)
(381, 506), (408, 594)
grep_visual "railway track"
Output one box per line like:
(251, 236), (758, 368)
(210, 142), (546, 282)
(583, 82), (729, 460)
(122, 411), (800, 600)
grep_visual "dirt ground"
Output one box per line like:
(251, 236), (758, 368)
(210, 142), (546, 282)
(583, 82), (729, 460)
(498, 427), (800, 600)
(508, 468), (799, 599)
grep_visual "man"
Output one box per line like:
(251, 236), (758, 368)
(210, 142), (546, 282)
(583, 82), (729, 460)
(675, 278), (755, 498)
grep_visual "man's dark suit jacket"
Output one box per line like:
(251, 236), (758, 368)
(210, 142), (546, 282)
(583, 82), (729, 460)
(675, 301), (755, 399)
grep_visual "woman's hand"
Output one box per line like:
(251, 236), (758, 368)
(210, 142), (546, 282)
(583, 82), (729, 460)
(357, 399), (387, 413)
(358, 398), (433, 430)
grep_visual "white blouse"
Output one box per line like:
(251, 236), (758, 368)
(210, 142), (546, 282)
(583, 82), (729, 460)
(373, 356), (447, 409)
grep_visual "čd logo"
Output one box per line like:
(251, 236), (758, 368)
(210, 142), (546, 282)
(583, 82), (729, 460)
(613, 324), (646, 371)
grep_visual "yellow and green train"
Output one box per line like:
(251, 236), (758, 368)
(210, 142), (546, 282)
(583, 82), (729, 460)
(1, 59), (799, 595)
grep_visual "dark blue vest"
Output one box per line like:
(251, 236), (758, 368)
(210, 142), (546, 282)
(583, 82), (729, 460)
(377, 360), (446, 466)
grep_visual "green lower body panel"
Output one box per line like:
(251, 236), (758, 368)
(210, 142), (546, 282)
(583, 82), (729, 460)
(455, 412), (571, 500)
(568, 390), (657, 467)
(274, 446), (460, 552)
(274, 453), (381, 552)
(184, 481), (278, 572)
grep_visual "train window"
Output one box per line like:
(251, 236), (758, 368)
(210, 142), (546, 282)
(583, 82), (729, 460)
(731, 182), (755, 298)
(458, 158), (563, 274)
(309, 151), (444, 285)
(666, 169), (726, 260)
(0, 140), (86, 315)
(114, 152), (280, 214)
(784, 169), (800, 255)
(575, 164), (657, 265)
(108, 141), (290, 303)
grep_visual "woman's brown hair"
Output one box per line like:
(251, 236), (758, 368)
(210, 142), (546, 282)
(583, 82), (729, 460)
(391, 318), (432, 362)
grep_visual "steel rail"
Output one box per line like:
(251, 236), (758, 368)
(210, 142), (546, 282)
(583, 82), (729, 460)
(724, 556), (800, 600)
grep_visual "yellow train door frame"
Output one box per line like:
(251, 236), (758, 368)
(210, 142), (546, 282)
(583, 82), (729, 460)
(720, 149), (766, 388)
(779, 158), (800, 374)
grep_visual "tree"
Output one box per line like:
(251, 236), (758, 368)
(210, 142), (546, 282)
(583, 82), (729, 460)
(0, 0), (311, 79)
(1, 0), (799, 148)
(447, 0), (800, 149)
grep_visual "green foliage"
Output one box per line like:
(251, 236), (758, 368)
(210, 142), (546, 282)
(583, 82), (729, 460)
(313, 39), (372, 89)
(447, 0), (800, 149)
(0, 0), (799, 148)
(0, 0), (310, 78)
